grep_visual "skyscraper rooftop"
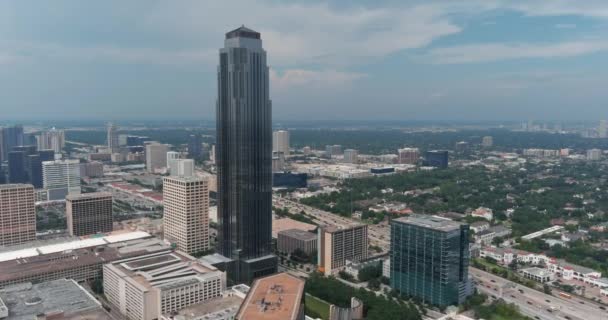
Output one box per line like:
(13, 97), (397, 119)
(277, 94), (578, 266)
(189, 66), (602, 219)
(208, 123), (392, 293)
(225, 25), (260, 39)
(393, 214), (465, 232)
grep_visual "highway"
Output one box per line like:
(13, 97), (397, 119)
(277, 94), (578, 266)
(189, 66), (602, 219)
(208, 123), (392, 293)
(273, 196), (390, 252)
(472, 267), (607, 320)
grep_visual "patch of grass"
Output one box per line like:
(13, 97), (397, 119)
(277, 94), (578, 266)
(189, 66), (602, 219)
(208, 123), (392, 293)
(305, 293), (331, 320)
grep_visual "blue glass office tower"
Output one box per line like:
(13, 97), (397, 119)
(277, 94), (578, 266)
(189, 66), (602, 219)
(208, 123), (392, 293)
(390, 214), (471, 307)
(215, 26), (276, 284)
(424, 150), (449, 169)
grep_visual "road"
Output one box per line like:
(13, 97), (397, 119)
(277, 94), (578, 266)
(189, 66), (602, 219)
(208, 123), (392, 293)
(471, 267), (607, 320)
(273, 196), (391, 252)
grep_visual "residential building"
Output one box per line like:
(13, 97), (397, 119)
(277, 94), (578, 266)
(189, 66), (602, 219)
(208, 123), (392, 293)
(36, 128), (65, 154)
(163, 176), (209, 255)
(66, 192), (113, 236)
(103, 252), (226, 320)
(107, 123), (119, 153)
(343, 149), (359, 164)
(0, 184), (36, 247)
(145, 143), (169, 173)
(481, 136), (493, 147)
(277, 229), (317, 256)
(318, 224), (368, 276)
(424, 150), (449, 169)
(236, 272), (305, 320)
(470, 221), (490, 233)
(42, 159), (81, 200)
(390, 215), (471, 307)
(587, 148), (602, 161)
(398, 148), (420, 165)
(273, 130), (290, 156)
(471, 207), (493, 221)
(216, 26), (277, 283)
(0, 233), (168, 288)
(0, 279), (112, 320)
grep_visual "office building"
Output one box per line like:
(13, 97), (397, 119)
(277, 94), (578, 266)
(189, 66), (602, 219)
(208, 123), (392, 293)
(103, 251), (225, 320)
(325, 144), (342, 158)
(0, 184), (36, 247)
(27, 149), (55, 188)
(343, 149), (359, 164)
(318, 224), (368, 275)
(0, 232), (167, 288)
(272, 172), (307, 188)
(107, 123), (119, 153)
(424, 150), (449, 169)
(302, 146), (311, 155)
(0, 279), (113, 320)
(272, 152), (285, 172)
(166, 151), (180, 174)
(0, 125), (24, 162)
(7, 151), (27, 183)
(587, 148), (602, 161)
(398, 148), (420, 165)
(163, 176), (209, 255)
(216, 26), (277, 283)
(277, 229), (317, 256)
(188, 134), (203, 159)
(66, 192), (113, 236)
(169, 159), (195, 177)
(599, 120), (608, 138)
(79, 161), (104, 178)
(42, 159), (81, 200)
(36, 128), (65, 154)
(273, 130), (290, 156)
(481, 136), (493, 147)
(390, 215), (471, 307)
(145, 142), (169, 173)
(126, 135), (149, 146)
(455, 141), (469, 152)
(236, 272), (305, 320)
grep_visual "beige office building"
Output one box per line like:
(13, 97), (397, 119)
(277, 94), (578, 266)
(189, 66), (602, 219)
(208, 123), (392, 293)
(103, 252), (226, 320)
(318, 224), (368, 276)
(145, 142), (169, 172)
(66, 192), (113, 236)
(398, 148), (420, 165)
(163, 176), (209, 255)
(0, 184), (36, 246)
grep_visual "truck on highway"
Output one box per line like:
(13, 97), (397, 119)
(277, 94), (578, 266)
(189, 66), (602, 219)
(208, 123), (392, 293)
(559, 292), (572, 299)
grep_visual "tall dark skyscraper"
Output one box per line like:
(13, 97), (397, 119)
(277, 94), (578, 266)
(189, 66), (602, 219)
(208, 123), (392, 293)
(1, 125), (24, 162)
(216, 26), (276, 283)
(187, 134), (203, 159)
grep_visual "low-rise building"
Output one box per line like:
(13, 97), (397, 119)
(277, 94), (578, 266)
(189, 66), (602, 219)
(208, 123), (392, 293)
(104, 251), (226, 320)
(521, 267), (553, 283)
(0, 279), (112, 319)
(236, 272), (305, 320)
(470, 221), (490, 234)
(277, 229), (317, 256)
(471, 207), (493, 221)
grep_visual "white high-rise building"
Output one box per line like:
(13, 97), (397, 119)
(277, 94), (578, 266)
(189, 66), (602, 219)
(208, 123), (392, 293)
(145, 143), (169, 173)
(166, 151), (180, 174)
(273, 130), (290, 156)
(481, 136), (493, 147)
(587, 149), (602, 161)
(163, 176), (209, 254)
(343, 149), (359, 164)
(170, 159), (195, 177)
(36, 128), (65, 154)
(42, 159), (81, 200)
(599, 120), (608, 138)
(107, 123), (119, 154)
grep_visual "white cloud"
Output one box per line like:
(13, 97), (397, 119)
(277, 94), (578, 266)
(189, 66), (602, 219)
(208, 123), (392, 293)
(270, 69), (367, 90)
(425, 41), (608, 64)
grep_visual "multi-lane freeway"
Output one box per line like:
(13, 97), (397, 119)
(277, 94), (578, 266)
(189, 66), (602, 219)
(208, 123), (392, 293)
(472, 268), (607, 320)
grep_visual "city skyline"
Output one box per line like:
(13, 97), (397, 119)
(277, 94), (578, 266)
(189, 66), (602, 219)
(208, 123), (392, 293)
(1, 1), (608, 121)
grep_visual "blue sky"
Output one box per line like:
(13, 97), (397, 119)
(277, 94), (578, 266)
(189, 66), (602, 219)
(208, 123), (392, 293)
(1, 0), (607, 121)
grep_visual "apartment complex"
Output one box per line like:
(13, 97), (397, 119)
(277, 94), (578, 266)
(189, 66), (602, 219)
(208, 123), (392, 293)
(66, 192), (113, 236)
(103, 252), (226, 320)
(0, 232), (167, 288)
(42, 159), (81, 200)
(277, 229), (317, 256)
(163, 176), (209, 255)
(236, 272), (305, 320)
(390, 215), (471, 307)
(318, 224), (368, 275)
(0, 184), (36, 247)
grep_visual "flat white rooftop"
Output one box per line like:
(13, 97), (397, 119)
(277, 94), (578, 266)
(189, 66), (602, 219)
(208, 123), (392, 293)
(0, 231), (151, 262)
